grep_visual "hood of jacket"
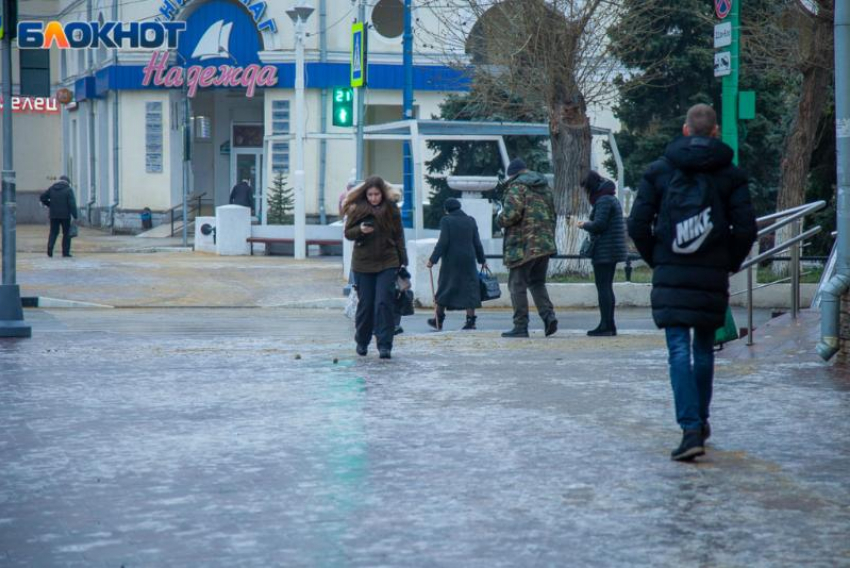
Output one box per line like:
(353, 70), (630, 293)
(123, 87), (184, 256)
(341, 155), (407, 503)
(511, 171), (550, 192)
(49, 180), (71, 192)
(664, 136), (734, 173)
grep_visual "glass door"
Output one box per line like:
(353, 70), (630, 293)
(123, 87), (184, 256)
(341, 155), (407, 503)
(231, 150), (264, 220)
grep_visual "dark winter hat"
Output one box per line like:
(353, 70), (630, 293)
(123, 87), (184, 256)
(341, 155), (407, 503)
(444, 198), (462, 212)
(506, 158), (527, 177)
(581, 171), (603, 193)
(59, 175), (70, 183)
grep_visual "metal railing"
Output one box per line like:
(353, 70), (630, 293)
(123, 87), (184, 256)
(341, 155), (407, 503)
(737, 200), (827, 345)
(168, 192), (210, 237)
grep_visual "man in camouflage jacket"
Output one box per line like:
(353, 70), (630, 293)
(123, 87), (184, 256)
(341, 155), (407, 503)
(497, 159), (558, 338)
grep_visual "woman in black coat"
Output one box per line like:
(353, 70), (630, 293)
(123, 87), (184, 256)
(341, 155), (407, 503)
(578, 171), (628, 336)
(426, 198), (488, 330)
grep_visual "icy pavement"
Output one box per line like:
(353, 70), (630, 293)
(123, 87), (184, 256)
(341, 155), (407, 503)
(1, 309), (848, 567)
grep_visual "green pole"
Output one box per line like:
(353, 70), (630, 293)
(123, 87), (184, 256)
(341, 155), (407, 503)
(721, 0), (740, 165)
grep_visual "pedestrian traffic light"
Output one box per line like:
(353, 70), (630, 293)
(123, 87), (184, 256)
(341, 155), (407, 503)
(332, 87), (353, 127)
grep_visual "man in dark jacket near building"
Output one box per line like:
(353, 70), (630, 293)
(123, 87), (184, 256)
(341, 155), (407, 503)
(628, 104), (757, 461)
(497, 158), (558, 338)
(229, 179), (254, 213)
(39, 175), (78, 258)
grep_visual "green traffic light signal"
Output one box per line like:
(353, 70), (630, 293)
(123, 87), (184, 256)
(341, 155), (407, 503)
(332, 87), (353, 127)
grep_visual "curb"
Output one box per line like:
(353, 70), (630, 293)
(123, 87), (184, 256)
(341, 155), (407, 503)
(22, 297), (115, 309)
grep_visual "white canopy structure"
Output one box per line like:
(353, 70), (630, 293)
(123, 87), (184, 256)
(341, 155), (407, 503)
(263, 119), (624, 240)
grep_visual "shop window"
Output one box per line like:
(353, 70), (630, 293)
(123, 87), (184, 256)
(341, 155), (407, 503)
(272, 100), (290, 174)
(372, 0), (404, 39)
(19, 49), (50, 97)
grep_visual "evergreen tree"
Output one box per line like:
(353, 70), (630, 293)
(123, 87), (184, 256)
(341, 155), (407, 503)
(425, 87), (550, 231)
(267, 171), (294, 225)
(606, 0), (790, 216)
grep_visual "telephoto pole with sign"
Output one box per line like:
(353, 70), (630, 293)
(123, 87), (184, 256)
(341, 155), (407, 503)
(0, 0), (31, 338)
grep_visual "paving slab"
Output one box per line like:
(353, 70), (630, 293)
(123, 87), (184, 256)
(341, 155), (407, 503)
(1, 308), (848, 567)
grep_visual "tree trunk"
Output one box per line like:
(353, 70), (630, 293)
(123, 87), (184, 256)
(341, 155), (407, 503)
(549, 94), (592, 274)
(772, 62), (832, 275)
(772, 7), (834, 276)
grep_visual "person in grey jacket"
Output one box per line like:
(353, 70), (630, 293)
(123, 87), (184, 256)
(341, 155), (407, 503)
(39, 175), (78, 258)
(578, 171), (628, 336)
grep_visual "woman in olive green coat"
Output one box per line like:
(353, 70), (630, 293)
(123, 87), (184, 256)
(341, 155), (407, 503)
(343, 176), (408, 359)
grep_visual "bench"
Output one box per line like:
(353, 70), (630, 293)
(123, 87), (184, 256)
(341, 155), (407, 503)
(246, 237), (342, 256)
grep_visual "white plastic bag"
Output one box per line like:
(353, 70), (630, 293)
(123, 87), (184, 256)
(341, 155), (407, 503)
(344, 287), (359, 320)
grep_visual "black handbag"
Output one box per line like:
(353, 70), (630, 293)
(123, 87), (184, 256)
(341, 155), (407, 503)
(478, 268), (501, 301)
(395, 267), (414, 316)
(68, 223), (79, 239)
(396, 288), (415, 316)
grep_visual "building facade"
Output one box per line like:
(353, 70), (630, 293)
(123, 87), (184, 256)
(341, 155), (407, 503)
(37, 0), (466, 231)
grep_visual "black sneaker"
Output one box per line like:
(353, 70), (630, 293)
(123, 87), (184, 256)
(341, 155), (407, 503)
(356, 344), (368, 357)
(544, 317), (558, 337)
(671, 430), (705, 462)
(501, 327), (529, 338)
(379, 349), (392, 359)
(702, 421), (711, 442)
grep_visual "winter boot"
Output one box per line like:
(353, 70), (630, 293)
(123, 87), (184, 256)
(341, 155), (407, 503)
(501, 326), (529, 338)
(427, 312), (446, 331)
(670, 430), (705, 462)
(461, 315), (477, 330)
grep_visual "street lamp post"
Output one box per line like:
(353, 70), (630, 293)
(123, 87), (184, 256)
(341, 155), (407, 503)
(0, 0), (32, 338)
(287, 2), (315, 260)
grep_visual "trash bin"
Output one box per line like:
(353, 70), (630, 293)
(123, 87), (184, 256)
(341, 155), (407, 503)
(140, 207), (153, 230)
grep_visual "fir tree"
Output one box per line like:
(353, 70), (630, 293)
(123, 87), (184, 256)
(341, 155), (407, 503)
(267, 171), (294, 225)
(425, 87), (550, 232)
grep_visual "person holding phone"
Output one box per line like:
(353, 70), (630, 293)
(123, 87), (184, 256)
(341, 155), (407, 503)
(343, 176), (408, 359)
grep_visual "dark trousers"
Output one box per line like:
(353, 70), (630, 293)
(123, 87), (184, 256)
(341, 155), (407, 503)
(592, 263), (617, 331)
(665, 327), (715, 431)
(47, 218), (72, 257)
(354, 268), (397, 351)
(508, 256), (555, 328)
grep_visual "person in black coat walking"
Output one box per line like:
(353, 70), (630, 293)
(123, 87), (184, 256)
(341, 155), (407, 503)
(578, 171), (628, 336)
(628, 104), (757, 462)
(229, 180), (254, 212)
(426, 198), (488, 330)
(39, 176), (78, 258)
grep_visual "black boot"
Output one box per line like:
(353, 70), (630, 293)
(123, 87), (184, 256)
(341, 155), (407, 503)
(427, 312), (446, 331)
(461, 315), (477, 330)
(587, 328), (616, 337)
(544, 316), (558, 337)
(671, 430), (705, 461)
(501, 326), (529, 338)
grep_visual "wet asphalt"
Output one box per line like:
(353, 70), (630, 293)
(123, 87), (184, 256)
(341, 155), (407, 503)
(1, 307), (848, 567)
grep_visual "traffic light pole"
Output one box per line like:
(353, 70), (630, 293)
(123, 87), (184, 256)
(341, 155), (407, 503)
(355, 0), (366, 183)
(720, 0), (740, 164)
(401, 0), (414, 228)
(0, 0), (31, 338)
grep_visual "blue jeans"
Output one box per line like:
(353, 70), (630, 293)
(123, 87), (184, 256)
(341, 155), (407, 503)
(665, 326), (715, 431)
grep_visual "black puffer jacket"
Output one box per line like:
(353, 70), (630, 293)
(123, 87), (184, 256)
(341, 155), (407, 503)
(39, 181), (78, 220)
(581, 186), (627, 265)
(628, 136), (757, 329)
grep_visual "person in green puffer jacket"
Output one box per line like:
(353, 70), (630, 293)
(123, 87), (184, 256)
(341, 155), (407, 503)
(497, 158), (558, 338)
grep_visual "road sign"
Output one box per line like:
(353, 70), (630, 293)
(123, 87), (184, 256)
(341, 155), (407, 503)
(332, 87), (354, 127)
(351, 21), (365, 88)
(714, 51), (731, 77)
(715, 0), (732, 19)
(714, 22), (732, 48)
